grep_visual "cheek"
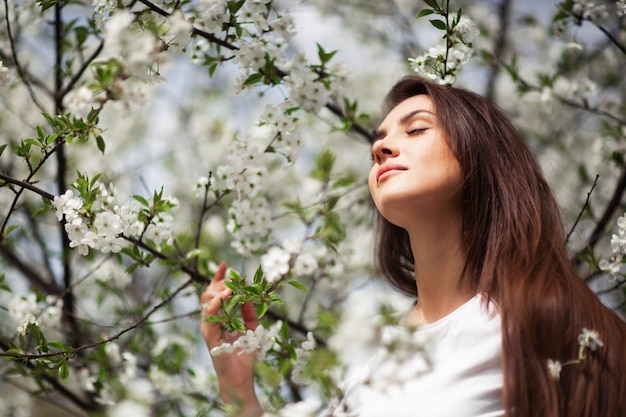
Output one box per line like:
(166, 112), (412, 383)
(367, 167), (377, 196)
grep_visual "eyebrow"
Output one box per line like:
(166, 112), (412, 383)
(372, 109), (435, 143)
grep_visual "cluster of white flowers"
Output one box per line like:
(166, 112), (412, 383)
(103, 10), (162, 80)
(599, 213), (626, 277)
(329, 288), (414, 370)
(164, 10), (193, 51)
(0, 61), (10, 86)
(285, 65), (330, 113)
(290, 332), (317, 384)
(210, 321), (282, 361)
(572, 0), (609, 22)
(8, 293), (63, 336)
(216, 140), (269, 198)
(227, 197), (273, 254)
(546, 328), (604, 380)
(261, 246), (292, 283)
(408, 17), (479, 85)
(257, 100), (302, 161)
(618, 0), (626, 16)
(539, 76), (598, 106)
(53, 185), (177, 256)
(107, 377), (155, 417)
(64, 85), (96, 119)
(260, 239), (322, 283)
(228, 5), (296, 80)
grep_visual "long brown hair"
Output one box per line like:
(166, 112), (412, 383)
(374, 76), (626, 417)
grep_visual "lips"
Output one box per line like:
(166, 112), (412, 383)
(376, 163), (408, 182)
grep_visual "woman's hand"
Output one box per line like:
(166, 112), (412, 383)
(200, 262), (263, 417)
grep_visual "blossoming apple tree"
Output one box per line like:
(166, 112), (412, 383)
(0, 0), (625, 416)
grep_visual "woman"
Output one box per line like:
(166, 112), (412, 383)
(201, 76), (626, 417)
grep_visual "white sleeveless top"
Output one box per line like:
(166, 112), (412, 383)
(341, 295), (505, 417)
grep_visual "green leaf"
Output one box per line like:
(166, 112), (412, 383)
(317, 43), (338, 65)
(287, 280), (309, 293)
(96, 136), (105, 154)
(47, 341), (67, 350)
(312, 149), (336, 182)
(255, 302), (269, 318)
(429, 19), (447, 31)
(253, 266), (264, 285)
(58, 362), (69, 383)
(74, 26), (89, 45)
(132, 195), (150, 207)
(0, 144), (6, 157)
(244, 73), (263, 86)
(417, 9), (435, 18)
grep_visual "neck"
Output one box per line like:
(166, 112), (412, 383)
(404, 207), (474, 325)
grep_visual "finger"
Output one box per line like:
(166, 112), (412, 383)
(241, 301), (259, 331)
(201, 262), (229, 303)
(201, 288), (233, 318)
(213, 261), (228, 282)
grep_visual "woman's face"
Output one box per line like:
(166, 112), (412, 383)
(368, 94), (462, 226)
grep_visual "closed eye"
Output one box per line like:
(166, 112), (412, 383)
(407, 127), (429, 135)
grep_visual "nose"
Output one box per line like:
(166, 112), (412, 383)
(371, 137), (399, 164)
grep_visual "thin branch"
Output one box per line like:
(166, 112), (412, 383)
(137, 0), (373, 143)
(594, 23), (626, 56)
(0, 242), (59, 294)
(0, 173), (55, 200)
(0, 339), (98, 411)
(485, 0), (511, 101)
(60, 40), (104, 100)
(574, 167), (626, 265)
(565, 174), (599, 245)
(0, 276), (196, 360)
(2, 0), (48, 112)
(137, 0), (238, 50)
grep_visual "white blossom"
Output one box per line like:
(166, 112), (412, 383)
(165, 10), (192, 49)
(94, 211), (124, 238)
(572, 0), (608, 22)
(54, 190), (83, 221)
(453, 17), (480, 45)
(8, 293), (63, 335)
(547, 359), (562, 379)
(211, 321), (282, 360)
(261, 246), (291, 282)
(0, 61), (11, 86)
(599, 258), (622, 277)
(618, 0), (626, 16)
(294, 253), (318, 276)
(578, 328), (604, 351)
(64, 85), (95, 119)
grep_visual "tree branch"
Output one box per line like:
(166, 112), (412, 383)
(2, 0), (48, 112)
(485, 0), (511, 101)
(0, 242), (59, 294)
(574, 167), (626, 265)
(565, 174), (599, 246)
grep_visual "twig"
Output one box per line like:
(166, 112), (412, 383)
(574, 167), (626, 265)
(0, 341), (97, 411)
(594, 23), (626, 56)
(0, 277), (196, 361)
(0, 173), (55, 200)
(485, 0), (511, 101)
(136, 0), (238, 50)
(2, 0), (47, 112)
(565, 174), (599, 245)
